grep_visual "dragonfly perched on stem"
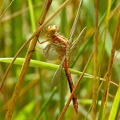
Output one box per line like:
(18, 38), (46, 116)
(40, 25), (86, 113)
(39, 0), (86, 113)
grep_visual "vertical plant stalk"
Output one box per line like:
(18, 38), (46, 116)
(59, 0), (67, 113)
(98, 1), (112, 119)
(28, 0), (36, 31)
(4, 0), (52, 120)
(103, 10), (120, 118)
(91, 0), (99, 119)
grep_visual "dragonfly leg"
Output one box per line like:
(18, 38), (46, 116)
(38, 39), (49, 44)
(41, 27), (50, 37)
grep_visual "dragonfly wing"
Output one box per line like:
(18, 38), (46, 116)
(43, 43), (59, 60)
(50, 56), (65, 88)
(68, 27), (87, 64)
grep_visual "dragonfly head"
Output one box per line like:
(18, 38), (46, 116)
(46, 25), (58, 36)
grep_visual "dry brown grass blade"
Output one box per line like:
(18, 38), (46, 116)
(103, 10), (120, 112)
(4, 0), (52, 119)
(2, 76), (39, 111)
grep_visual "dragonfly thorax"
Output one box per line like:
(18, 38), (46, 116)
(42, 25), (73, 60)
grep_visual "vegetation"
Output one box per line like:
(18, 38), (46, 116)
(0, 0), (120, 120)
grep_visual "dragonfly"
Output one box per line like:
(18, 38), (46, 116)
(40, 25), (86, 113)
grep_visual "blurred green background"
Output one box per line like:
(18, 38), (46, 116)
(0, 0), (120, 120)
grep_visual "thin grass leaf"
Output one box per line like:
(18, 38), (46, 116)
(108, 87), (120, 120)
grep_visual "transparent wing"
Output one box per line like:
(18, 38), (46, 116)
(43, 43), (59, 60)
(68, 27), (87, 64)
(50, 56), (65, 88)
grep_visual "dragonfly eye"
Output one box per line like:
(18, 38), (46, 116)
(46, 25), (59, 36)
